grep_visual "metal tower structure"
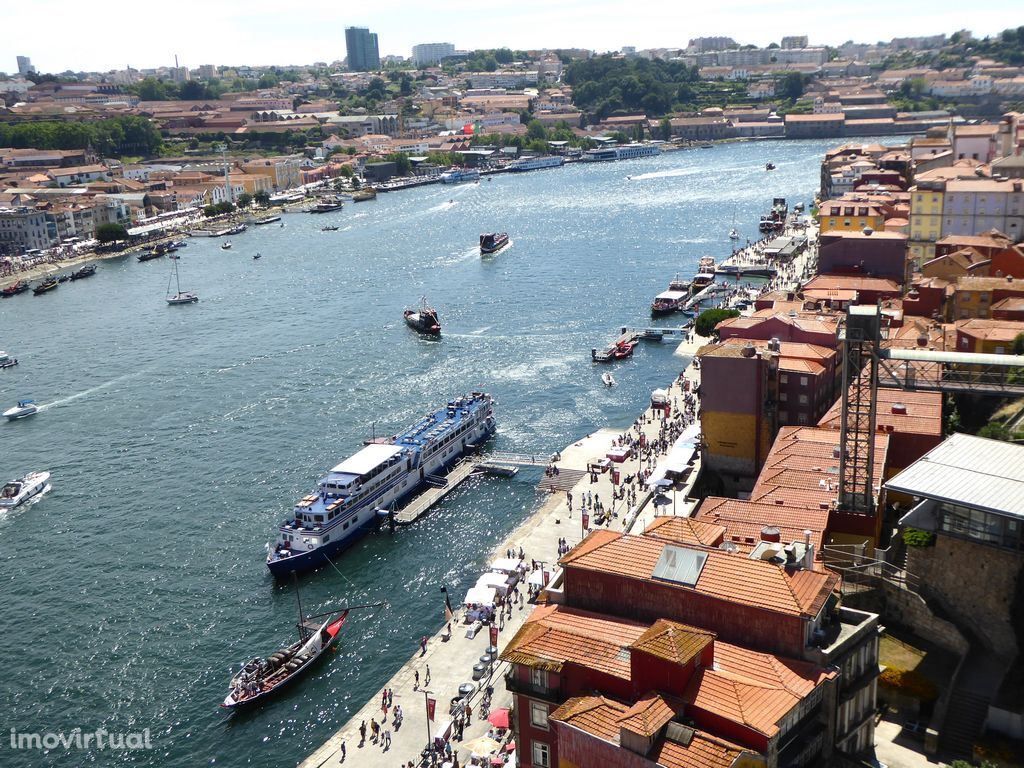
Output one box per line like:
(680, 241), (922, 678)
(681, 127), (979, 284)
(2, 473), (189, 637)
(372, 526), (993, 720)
(837, 305), (881, 514)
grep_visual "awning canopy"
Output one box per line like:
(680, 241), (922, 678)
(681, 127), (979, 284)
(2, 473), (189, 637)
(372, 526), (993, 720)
(490, 557), (522, 574)
(464, 585), (497, 606)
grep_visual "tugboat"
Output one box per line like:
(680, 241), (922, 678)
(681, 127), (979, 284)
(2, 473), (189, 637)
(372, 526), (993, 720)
(1, 280), (30, 297)
(0, 471), (51, 508)
(70, 264), (97, 280)
(32, 277), (59, 295)
(480, 232), (510, 255)
(404, 298), (441, 335)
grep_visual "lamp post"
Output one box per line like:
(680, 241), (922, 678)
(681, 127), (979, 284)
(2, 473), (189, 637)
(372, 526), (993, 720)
(423, 688), (434, 757)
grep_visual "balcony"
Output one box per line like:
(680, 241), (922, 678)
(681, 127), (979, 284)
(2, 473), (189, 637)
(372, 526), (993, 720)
(504, 670), (561, 702)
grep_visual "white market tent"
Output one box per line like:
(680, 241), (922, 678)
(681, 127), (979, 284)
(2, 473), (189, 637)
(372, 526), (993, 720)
(463, 585), (497, 606)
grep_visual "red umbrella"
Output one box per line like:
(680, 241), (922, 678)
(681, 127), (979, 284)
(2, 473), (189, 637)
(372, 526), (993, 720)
(487, 708), (510, 729)
(505, 740), (516, 752)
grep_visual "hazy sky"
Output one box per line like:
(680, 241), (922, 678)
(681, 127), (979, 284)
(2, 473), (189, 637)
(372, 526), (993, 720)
(5, 0), (1020, 73)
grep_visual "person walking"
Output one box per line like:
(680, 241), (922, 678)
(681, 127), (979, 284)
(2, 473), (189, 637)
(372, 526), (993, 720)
(425, 664), (431, 686)
(358, 721), (366, 746)
(414, 670), (420, 690)
(339, 740), (346, 762)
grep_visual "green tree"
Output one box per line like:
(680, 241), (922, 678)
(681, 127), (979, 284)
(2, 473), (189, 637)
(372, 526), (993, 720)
(95, 222), (128, 243)
(385, 153), (412, 176)
(135, 77), (168, 101)
(695, 308), (741, 337)
(777, 72), (806, 101)
(179, 80), (207, 100)
(978, 422), (1012, 441)
(253, 190), (271, 207)
(337, 165), (354, 178)
(660, 117), (672, 141)
(236, 192), (253, 209)
(526, 120), (547, 141)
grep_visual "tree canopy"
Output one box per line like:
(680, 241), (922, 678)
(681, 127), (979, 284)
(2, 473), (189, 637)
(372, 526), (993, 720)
(0, 115), (162, 157)
(564, 55), (699, 118)
(695, 308), (741, 337)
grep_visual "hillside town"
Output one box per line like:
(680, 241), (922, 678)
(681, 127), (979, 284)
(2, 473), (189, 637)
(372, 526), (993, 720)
(3, 19), (1024, 768)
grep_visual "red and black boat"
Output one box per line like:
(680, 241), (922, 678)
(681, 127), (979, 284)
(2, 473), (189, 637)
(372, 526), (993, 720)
(404, 298), (441, 335)
(611, 340), (636, 360)
(1, 280), (30, 298)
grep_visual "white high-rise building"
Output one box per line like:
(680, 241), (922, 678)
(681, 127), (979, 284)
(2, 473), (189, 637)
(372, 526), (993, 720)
(16, 56), (36, 75)
(411, 42), (456, 67)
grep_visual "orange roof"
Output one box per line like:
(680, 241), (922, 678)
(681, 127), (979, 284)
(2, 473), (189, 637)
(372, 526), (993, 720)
(778, 357), (825, 375)
(956, 276), (1024, 292)
(628, 618), (716, 666)
(653, 730), (750, 768)
(499, 604), (646, 677)
(803, 275), (901, 292)
(561, 531), (838, 618)
(619, 693), (681, 737)
(818, 385), (943, 437)
(694, 497), (828, 553)
(643, 517), (726, 548)
(550, 695), (626, 741)
(956, 318), (1024, 343)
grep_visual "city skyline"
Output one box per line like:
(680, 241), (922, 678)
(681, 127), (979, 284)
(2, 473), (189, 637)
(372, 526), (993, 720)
(4, 0), (1020, 74)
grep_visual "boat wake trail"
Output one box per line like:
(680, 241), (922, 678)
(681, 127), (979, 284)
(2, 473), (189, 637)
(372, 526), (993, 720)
(38, 370), (148, 411)
(630, 168), (695, 181)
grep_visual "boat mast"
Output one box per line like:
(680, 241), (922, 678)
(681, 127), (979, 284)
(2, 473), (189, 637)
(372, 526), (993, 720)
(293, 572), (305, 641)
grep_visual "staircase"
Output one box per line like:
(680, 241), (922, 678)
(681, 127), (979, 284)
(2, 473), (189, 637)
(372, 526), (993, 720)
(940, 690), (990, 758)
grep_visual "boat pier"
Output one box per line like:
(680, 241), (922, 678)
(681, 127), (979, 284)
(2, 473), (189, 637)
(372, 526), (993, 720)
(592, 324), (692, 362)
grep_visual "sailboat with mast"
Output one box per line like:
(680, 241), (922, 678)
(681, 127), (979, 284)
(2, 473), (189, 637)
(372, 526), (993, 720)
(221, 579), (383, 711)
(728, 210), (740, 240)
(165, 255), (198, 305)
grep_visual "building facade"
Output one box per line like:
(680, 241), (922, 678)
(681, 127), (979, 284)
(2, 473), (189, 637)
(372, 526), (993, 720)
(345, 27), (380, 72)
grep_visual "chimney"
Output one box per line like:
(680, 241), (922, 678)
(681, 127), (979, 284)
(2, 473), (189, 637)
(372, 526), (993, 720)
(803, 530), (814, 569)
(761, 525), (781, 543)
(863, 226), (873, 236)
(741, 342), (756, 358)
(891, 403), (907, 414)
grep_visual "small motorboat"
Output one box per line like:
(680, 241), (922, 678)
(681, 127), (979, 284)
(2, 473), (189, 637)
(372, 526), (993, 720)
(765, 162), (776, 171)
(1, 280), (30, 297)
(0, 471), (51, 508)
(221, 241), (233, 250)
(57, 274), (71, 283)
(70, 264), (97, 280)
(3, 399), (38, 420)
(0, 351), (18, 369)
(32, 277), (59, 295)
(321, 226), (339, 232)
(404, 298), (441, 335)
(480, 232), (510, 255)
(728, 228), (740, 240)
(253, 252), (262, 260)
(611, 341), (635, 360)
(602, 372), (616, 387)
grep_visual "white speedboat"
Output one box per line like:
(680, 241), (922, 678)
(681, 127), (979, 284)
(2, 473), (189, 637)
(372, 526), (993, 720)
(602, 372), (616, 387)
(728, 228), (740, 240)
(0, 471), (50, 508)
(3, 399), (37, 420)
(221, 241), (232, 250)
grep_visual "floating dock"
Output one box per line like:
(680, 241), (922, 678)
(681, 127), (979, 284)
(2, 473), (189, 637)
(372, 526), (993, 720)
(592, 325), (692, 362)
(393, 458), (479, 525)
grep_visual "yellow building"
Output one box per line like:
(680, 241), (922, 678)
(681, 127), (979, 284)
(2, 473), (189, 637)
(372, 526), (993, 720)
(952, 275), (1024, 320)
(955, 318), (1024, 354)
(908, 180), (944, 265)
(817, 200), (885, 234)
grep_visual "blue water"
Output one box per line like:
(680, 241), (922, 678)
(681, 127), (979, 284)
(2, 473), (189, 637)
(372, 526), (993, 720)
(0, 138), (855, 767)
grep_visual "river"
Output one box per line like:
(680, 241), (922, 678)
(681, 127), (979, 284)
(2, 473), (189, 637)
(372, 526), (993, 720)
(0, 138), (861, 766)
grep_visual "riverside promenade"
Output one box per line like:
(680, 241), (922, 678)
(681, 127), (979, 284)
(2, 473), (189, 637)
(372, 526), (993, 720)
(299, 380), (706, 768)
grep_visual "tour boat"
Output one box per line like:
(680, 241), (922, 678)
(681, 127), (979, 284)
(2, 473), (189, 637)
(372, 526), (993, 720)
(0, 471), (51, 508)
(137, 249), (164, 262)
(266, 393), (495, 576)
(70, 264), (97, 280)
(480, 232), (510, 255)
(1, 280), (30, 297)
(440, 168), (480, 184)
(404, 298), (441, 335)
(4, 399), (38, 420)
(0, 351), (18, 369)
(310, 198), (344, 213)
(651, 289), (689, 316)
(507, 156), (565, 172)
(165, 256), (199, 305)
(759, 197), (788, 232)
(32, 277), (59, 295)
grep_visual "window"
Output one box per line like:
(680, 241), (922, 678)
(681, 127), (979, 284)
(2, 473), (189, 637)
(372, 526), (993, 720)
(780, 374), (788, 384)
(530, 701), (549, 729)
(798, 413), (809, 425)
(530, 668), (546, 689)
(532, 741), (551, 768)
(779, 410), (789, 421)
(800, 376), (808, 387)
(779, 392), (788, 402)
(799, 394), (809, 405)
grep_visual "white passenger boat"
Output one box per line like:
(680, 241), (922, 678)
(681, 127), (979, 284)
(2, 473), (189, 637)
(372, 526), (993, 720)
(0, 471), (50, 507)
(3, 399), (38, 420)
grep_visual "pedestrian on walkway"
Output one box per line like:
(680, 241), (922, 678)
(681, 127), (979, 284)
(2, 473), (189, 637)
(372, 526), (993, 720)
(358, 721), (366, 746)
(425, 664), (431, 686)
(420, 636), (428, 656)
(339, 740), (346, 762)
(414, 669), (419, 689)
(381, 729), (391, 749)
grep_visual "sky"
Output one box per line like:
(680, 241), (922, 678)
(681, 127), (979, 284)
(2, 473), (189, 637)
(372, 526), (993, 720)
(4, 0), (1021, 74)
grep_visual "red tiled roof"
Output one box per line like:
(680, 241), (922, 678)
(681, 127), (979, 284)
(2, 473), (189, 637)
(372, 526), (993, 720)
(619, 693), (680, 737)
(628, 618), (716, 666)
(803, 275), (901, 292)
(561, 532), (838, 618)
(817, 385), (943, 437)
(694, 497), (828, 553)
(643, 517), (726, 548)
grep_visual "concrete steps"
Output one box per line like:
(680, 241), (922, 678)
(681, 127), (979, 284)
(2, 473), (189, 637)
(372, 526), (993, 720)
(940, 689), (990, 758)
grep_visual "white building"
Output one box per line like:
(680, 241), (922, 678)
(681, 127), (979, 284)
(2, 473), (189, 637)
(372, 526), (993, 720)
(0, 207), (50, 253)
(411, 43), (456, 67)
(464, 71), (539, 89)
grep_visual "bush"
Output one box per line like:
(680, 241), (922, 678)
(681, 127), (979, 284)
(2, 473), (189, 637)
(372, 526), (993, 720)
(879, 667), (939, 701)
(903, 528), (935, 548)
(694, 308), (741, 337)
(95, 222), (128, 243)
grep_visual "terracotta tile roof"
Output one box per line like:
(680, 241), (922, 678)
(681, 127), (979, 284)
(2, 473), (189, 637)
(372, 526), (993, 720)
(956, 318), (1024, 343)
(550, 695), (626, 741)
(653, 730), (749, 768)
(619, 692), (681, 737)
(818, 385), (943, 437)
(499, 604), (646, 677)
(956, 276), (1024, 292)
(803, 274), (901, 292)
(628, 618), (716, 666)
(694, 497), (828, 553)
(562, 532), (838, 618)
(778, 358), (825, 375)
(643, 517), (726, 548)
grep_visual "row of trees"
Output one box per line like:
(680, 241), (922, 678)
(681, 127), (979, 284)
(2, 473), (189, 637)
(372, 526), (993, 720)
(0, 115), (162, 157)
(565, 56), (701, 119)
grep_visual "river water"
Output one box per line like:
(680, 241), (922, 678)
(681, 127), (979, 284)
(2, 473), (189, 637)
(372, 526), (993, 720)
(0, 138), (852, 767)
